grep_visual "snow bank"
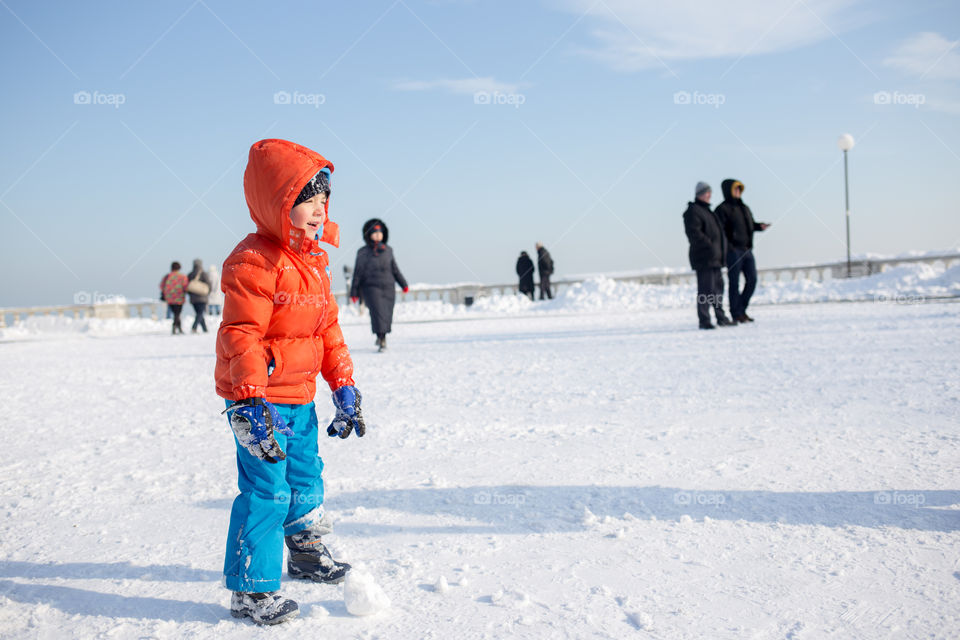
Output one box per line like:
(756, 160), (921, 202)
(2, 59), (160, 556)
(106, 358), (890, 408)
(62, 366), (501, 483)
(0, 314), (170, 341)
(5, 262), (958, 339)
(343, 261), (960, 325)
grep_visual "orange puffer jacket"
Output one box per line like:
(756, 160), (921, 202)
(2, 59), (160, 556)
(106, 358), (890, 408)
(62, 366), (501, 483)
(215, 139), (354, 403)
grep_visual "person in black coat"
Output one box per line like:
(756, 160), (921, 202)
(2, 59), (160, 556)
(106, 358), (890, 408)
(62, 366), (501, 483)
(516, 251), (535, 300)
(716, 178), (770, 323)
(683, 182), (735, 330)
(536, 243), (554, 300)
(350, 218), (408, 351)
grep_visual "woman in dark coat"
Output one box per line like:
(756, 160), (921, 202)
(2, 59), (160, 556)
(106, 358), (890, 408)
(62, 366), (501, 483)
(516, 251), (535, 300)
(350, 218), (408, 351)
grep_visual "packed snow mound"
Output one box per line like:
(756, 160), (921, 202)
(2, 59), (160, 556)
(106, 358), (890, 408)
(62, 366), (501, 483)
(0, 314), (170, 341)
(344, 570), (390, 616)
(4, 261), (959, 339)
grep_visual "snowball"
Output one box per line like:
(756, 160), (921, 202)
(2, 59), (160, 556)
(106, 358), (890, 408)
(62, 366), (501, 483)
(434, 575), (450, 594)
(582, 507), (599, 526)
(344, 570), (391, 616)
(628, 611), (654, 630)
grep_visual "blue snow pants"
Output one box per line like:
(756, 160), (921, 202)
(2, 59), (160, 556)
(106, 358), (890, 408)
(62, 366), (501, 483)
(223, 401), (325, 593)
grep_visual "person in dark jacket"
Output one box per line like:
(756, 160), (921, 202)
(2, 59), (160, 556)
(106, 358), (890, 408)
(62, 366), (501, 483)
(683, 182), (735, 330)
(716, 179), (770, 323)
(186, 258), (212, 333)
(516, 251), (535, 300)
(536, 243), (554, 300)
(350, 218), (408, 351)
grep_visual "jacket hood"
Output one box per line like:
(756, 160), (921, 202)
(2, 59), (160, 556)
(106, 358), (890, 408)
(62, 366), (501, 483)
(721, 178), (744, 201)
(362, 218), (389, 245)
(243, 139), (339, 252)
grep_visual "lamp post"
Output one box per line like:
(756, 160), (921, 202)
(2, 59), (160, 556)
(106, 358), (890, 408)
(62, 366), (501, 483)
(837, 133), (855, 277)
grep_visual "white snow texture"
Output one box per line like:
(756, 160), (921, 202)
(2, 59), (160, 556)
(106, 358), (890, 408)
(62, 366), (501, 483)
(0, 263), (958, 638)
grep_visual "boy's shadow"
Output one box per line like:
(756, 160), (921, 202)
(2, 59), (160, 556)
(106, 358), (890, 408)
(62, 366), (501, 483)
(0, 562), (227, 624)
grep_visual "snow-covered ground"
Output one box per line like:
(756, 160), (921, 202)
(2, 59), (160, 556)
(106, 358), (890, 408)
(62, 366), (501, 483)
(1, 297), (958, 639)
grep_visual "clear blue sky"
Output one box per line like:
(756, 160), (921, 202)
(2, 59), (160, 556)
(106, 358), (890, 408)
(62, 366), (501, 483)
(1, 0), (958, 306)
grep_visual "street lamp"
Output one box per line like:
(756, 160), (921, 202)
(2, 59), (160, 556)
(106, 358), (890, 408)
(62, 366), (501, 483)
(837, 133), (855, 277)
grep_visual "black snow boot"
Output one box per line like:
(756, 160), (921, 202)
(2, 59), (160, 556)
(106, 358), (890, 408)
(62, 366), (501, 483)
(376, 333), (386, 352)
(230, 591), (299, 625)
(716, 314), (737, 327)
(286, 529), (351, 584)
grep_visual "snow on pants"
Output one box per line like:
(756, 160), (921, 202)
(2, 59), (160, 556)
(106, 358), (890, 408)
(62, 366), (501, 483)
(223, 401), (325, 593)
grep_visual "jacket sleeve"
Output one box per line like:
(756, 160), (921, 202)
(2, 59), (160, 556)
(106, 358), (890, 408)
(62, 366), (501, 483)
(349, 250), (364, 299)
(747, 205), (766, 231)
(391, 251), (408, 290)
(683, 209), (708, 247)
(317, 287), (355, 392)
(218, 255), (276, 400)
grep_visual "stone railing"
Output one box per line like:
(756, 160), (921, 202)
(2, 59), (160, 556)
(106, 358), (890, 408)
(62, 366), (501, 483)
(0, 302), (164, 329)
(3, 253), (957, 328)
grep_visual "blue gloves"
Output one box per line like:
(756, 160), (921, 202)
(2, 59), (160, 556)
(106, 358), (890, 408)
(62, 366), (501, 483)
(224, 398), (294, 463)
(327, 386), (365, 439)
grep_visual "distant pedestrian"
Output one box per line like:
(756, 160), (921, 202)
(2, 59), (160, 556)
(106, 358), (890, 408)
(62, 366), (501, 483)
(186, 258), (212, 333)
(716, 179), (770, 323)
(350, 218), (409, 352)
(516, 251), (535, 300)
(160, 261), (189, 334)
(206, 264), (223, 316)
(683, 182), (735, 330)
(536, 243), (554, 300)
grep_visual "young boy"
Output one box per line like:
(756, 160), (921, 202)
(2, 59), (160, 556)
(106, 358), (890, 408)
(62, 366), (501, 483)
(215, 139), (366, 625)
